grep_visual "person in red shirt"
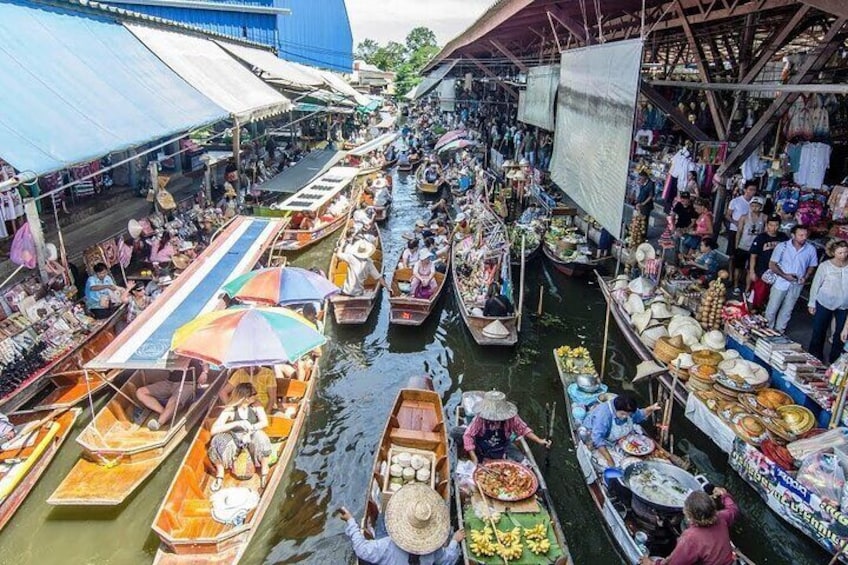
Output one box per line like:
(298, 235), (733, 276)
(641, 488), (740, 565)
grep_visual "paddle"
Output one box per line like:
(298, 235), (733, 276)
(544, 402), (555, 469)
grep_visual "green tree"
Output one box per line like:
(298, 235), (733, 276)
(405, 27), (437, 53)
(355, 39), (379, 63)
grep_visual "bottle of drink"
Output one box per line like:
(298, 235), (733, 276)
(634, 531), (649, 556)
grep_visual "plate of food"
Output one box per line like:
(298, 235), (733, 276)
(618, 434), (656, 457)
(474, 460), (539, 502)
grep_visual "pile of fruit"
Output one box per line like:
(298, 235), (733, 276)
(696, 271), (728, 330)
(555, 345), (594, 373)
(468, 523), (552, 561)
(628, 214), (647, 247)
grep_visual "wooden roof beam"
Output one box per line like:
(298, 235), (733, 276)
(676, 0), (728, 139)
(739, 5), (811, 84)
(716, 16), (846, 179)
(640, 82), (712, 141)
(547, 8), (592, 45)
(801, 0), (848, 18)
(489, 39), (527, 73)
(467, 57), (519, 99)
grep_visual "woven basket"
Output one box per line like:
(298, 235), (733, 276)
(668, 362), (690, 382)
(232, 448), (255, 480)
(653, 335), (689, 364)
(692, 349), (723, 367)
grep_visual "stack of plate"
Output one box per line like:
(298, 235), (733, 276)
(777, 405), (816, 436)
(717, 401), (747, 425)
(687, 364), (718, 392)
(733, 414), (770, 446)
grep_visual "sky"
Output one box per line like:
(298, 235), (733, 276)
(344, 0), (493, 48)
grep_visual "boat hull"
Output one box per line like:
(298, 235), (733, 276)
(275, 215), (347, 253)
(543, 245), (594, 277)
(329, 220), (384, 325)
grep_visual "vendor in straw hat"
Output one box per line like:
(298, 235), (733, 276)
(337, 239), (388, 297)
(462, 390), (551, 464)
(579, 394), (661, 468)
(339, 483), (464, 565)
(640, 487), (739, 565)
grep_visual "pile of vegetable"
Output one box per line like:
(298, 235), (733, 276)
(387, 451), (432, 492)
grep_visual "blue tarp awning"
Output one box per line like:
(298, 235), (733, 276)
(0, 2), (227, 174)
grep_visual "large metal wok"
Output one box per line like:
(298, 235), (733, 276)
(619, 460), (707, 513)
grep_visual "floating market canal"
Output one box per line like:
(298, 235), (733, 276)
(0, 169), (828, 564)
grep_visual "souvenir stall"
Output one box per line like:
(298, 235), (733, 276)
(0, 160), (26, 238)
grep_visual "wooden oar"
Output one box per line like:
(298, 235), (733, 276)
(475, 478), (509, 565)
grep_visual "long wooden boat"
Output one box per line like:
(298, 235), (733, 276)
(0, 407), (80, 530)
(328, 221), (384, 325)
(454, 392), (573, 565)
(48, 369), (225, 506)
(0, 308), (125, 413)
(415, 164), (444, 195)
(451, 201), (518, 346)
(542, 242), (595, 277)
(397, 154), (421, 172)
(358, 377), (450, 564)
(273, 166), (360, 252)
(152, 367), (319, 564)
(381, 157), (398, 170)
(508, 224), (544, 267)
(388, 245), (451, 327)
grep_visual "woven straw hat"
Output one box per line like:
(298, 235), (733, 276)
(624, 293), (645, 315)
(476, 390), (518, 421)
(628, 277), (655, 297)
(701, 330), (726, 351)
(385, 483), (450, 555)
(128, 219), (143, 239)
(351, 240), (376, 259)
(612, 274), (630, 291)
(631, 310), (653, 334)
(650, 301), (674, 319)
(634, 243), (656, 264)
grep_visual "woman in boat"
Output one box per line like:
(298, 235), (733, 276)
(462, 390), (550, 464)
(148, 231), (176, 266)
(424, 164), (440, 184)
(123, 282), (151, 324)
(409, 254), (438, 299)
(400, 239), (421, 269)
(339, 483), (464, 565)
(208, 382), (272, 491)
(640, 488), (739, 565)
(579, 394), (661, 468)
(482, 283), (514, 317)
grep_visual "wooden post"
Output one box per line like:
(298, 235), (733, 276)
(536, 285), (544, 316)
(599, 296), (612, 379)
(517, 235), (526, 331)
(232, 118), (241, 200)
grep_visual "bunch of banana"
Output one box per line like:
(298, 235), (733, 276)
(523, 523), (546, 541)
(468, 528), (496, 557)
(495, 539), (523, 561)
(526, 537), (551, 555)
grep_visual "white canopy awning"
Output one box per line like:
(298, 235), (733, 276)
(277, 166), (359, 212)
(348, 133), (398, 156)
(318, 70), (373, 107)
(126, 24), (291, 121)
(216, 40), (325, 92)
(407, 60), (458, 100)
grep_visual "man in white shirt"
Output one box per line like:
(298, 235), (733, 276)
(337, 240), (387, 297)
(725, 183), (757, 288)
(765, 225), (818, 332)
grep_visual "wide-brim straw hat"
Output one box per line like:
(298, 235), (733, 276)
(640, 323), (669, 349)
(385, 483), (451, 555)
(351, 240), (376, 259)
(672, 352), (695, 370)
(475, 390), (518, 421)
(482, 320), (511, 339)
(634, 243), (656, 264)
(628, 277), (655, 297)
(172, 254), (191, 271)
(668, 315), (701, 335)
(702, 330), (726, 351)
(625, 293), (645, 315)
(631, 310), (653, 334)
(650, 301), (674, 319)
(612, 274), (630, 291)
(128, 219), (144, 239)
(671, 306), (691, 317)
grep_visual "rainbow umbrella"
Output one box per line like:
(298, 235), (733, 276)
(221, 266), (339, 305)
(434, 129), (467, 150)
(171, 307), (326, 367)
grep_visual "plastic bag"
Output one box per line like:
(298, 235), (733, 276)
(455, 459), (477, 496)
(10, 222), (37, 269)
(797, 452), (844, 506)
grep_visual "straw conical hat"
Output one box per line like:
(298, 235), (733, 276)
(631, 310), (653, 334)
(625, 294), (645, 315)
(482, 320), (511, 339)
(628, 277), (655, 297)
(385, 483), (451, 555)
(475, 390), (518, 421)
(633, 360), (666, 382)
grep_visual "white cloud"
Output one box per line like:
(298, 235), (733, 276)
(345, 0), (492, 47)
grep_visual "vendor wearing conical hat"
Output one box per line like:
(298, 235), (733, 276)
(339, 483), (464, 565)
(462, 391), (551, 464)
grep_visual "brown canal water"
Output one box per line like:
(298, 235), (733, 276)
(0, 169), (829, 564)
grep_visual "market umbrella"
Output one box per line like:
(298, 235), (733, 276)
(171, 307), (326, 367)
(221, 266), (339, 306)
(434, 130), (467, 150)
(437, 139), (477, 154)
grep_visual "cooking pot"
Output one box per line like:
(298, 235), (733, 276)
(619, 460), (707, 513)
(576, 373), (601, 393)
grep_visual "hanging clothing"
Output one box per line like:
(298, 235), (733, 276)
(794, 142), (831, 188)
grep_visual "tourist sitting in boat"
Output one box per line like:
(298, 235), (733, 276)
(136, 360), (209, 431)
(373, 178), (392, 207)
(85, 262), (124, 319)
(579, 395), (661, 468)
(462, 391), (550, 464)
(326, 194), (350, 219)
(640, 488), (739, 565)
(220, 364), (278, 415)
(482, 284), (514, 317)
(409, 254), (438, 299)
(208, 383), (272, 491)
(353, 202), (376, 232)
(122, 282), (151, 324)
(428, 198), (449, 222)
(398, 150), (410, 166)
(339, 483), (463, 565)
(400, 239), (421, 268)
(338, 240), (388, 297)
(424, 164), (440, 183)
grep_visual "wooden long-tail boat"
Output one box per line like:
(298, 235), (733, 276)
(542, 241), (595, 277)
(397, 154), (421, 173)
(0, 407), (80, 530)
(48, 217), (287, 506)
(509, 223), (544, 267)
(388, 242), (451, 326)
(328, 220), (384, 325)
(272, 166), (360, 252)
(151, 368), (318, 564)
(358, 376), (450, 564)
(451, 201), (518, 346)
(0, 308), (125, 414)
(415, 164), (444, 195)
(453, 391), (573, 565)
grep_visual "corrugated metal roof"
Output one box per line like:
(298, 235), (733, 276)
(276, 0), (352, 73)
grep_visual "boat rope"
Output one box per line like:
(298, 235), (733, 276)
(82, 367), (110, 451)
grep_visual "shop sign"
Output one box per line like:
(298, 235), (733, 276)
(729, 438), (848, 561)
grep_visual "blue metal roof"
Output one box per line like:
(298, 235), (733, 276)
(103, 0), (353, 73)
(0, 1), (226, 174)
